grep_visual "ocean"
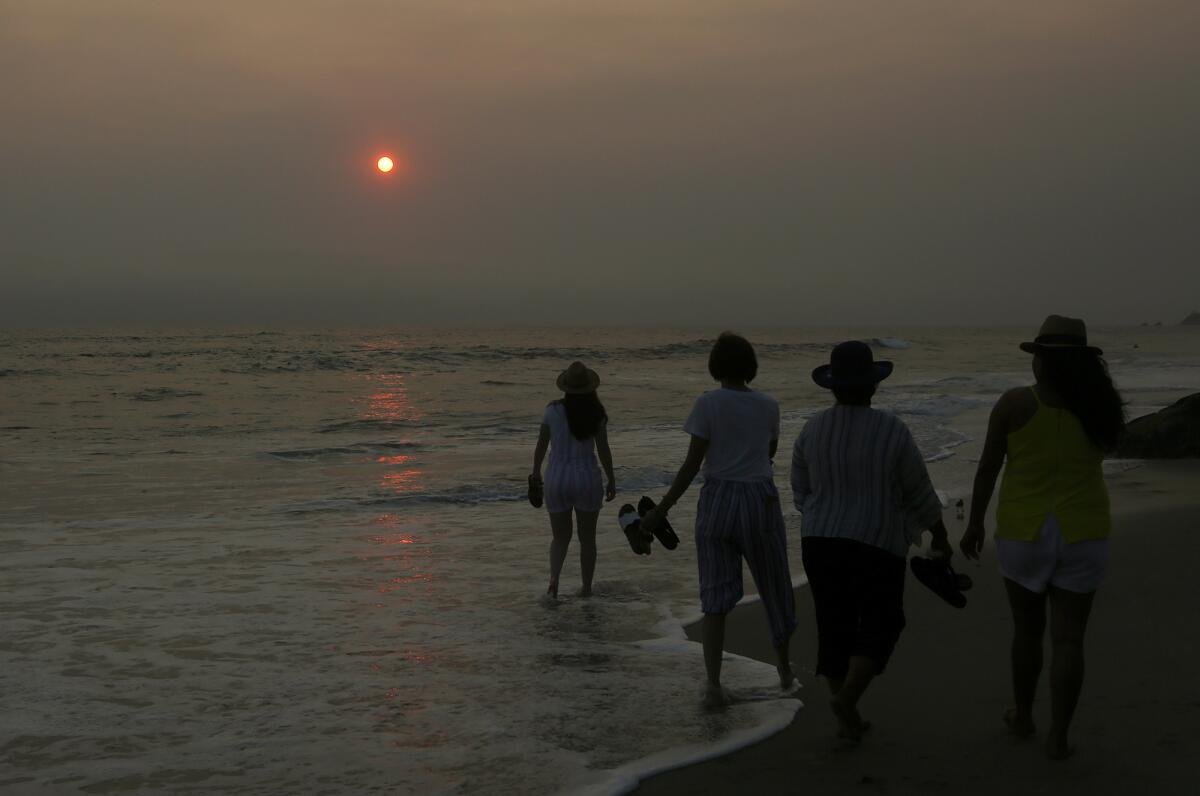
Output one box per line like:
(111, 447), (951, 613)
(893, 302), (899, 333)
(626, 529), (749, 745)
(2, 325), (1196, 794)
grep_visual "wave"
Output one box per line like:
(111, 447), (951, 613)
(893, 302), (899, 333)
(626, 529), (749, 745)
(885, 395), (991, 419)
(161, 425), (223, 437)
(220, 353), (369, 374)
(0, 368), (57, 377)
(265, 441), (423, 461)
(317, 418), (419, 434)
(126, 388), (204, 401)
(35, 335), (915, 376)
(274, 339), (852, 371)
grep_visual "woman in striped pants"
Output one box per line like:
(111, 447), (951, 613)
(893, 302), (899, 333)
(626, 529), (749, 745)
(644, 332), (797, 707)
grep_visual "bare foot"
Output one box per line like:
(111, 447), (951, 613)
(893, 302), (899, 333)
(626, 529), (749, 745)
(579, 587), (593, 599)
(837, 720), (872, 740)
(1044, 731), (1075, 760)
(778, 664), (797, 691)
(547, 579), (558, 599)
(1003, 707), (1036, 738)
(702, 683), (734, 710)
(830, 696), (869, 742)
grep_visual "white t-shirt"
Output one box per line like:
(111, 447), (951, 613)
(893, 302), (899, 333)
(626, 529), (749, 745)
(684, 388), (780, 482)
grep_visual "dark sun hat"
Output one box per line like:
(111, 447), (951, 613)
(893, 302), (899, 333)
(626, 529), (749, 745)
(1019, 315), (1103, 356)
(812, 340), (893, 389)
(556, 361), (600, 394)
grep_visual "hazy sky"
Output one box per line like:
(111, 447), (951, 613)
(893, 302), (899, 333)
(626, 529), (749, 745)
(3, 1), (1198, 327)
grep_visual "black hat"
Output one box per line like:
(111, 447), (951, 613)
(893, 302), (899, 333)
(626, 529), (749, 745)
(1019, 315), (1103, 356)
(812, 340), (894, 389)
(556, 361), (600, 394)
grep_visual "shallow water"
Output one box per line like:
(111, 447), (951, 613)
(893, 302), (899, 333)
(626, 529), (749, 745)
(2, 325), (1196, 793)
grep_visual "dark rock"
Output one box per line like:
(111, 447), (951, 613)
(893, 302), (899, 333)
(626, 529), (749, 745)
(1117, 393), (1200, 458)
(1181, 311), (1200, 326)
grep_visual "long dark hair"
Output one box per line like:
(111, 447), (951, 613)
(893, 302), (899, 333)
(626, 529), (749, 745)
(562, 392), (607, 440)
(1037, 349), (1126, 451)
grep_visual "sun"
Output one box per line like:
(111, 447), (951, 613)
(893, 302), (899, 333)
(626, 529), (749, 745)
(376, 155), (394, 173)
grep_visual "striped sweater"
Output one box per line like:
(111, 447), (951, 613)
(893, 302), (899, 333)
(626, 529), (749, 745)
(790, 405), (943, 557)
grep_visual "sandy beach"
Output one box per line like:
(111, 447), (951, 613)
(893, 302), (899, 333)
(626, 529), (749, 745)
(635, 460), (1200, 795)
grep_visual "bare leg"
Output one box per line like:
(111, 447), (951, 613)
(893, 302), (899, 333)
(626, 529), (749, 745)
(575, 510), (599, 597)
(1046, 586), (1095, 759)
(830, 655), (876, 741)
(701, 613), (732, 707)
(1004, 578), (1047, 738)
(547, 511), (573, 598)
(775, 641), (795, 690)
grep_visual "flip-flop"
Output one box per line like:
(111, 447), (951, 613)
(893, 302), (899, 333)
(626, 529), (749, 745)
(617, 504), (652, 555)
(528, 475), (543, 509)
(637, 496), (679, 549)
(909, 556), (967, 608)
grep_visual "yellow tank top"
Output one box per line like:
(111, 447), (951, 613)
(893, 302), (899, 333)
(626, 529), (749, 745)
(996, 387), (1111, 543)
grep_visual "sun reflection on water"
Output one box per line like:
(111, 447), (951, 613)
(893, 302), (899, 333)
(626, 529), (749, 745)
(362, 373), (423, 424)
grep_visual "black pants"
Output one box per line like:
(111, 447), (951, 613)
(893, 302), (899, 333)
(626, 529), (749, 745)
(801, 536), (907, 680)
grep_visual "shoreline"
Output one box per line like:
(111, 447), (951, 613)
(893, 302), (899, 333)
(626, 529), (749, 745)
(628, 460), (1200, 795)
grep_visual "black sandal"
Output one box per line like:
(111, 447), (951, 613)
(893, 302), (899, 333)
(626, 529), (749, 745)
(637, 496), (679, 550)
(617, 504), (652, 555)
(910, 556), (968, 608)
(528, 475), (543, 508)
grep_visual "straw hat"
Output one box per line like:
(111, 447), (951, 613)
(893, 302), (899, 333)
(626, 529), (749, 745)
(812, 340), (893, 389)
(1019, 315), (1103, 355)
(556, 361), (600, 394)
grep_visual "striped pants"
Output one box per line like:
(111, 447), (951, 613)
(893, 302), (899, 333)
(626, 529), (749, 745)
(695, 478), (797, 648)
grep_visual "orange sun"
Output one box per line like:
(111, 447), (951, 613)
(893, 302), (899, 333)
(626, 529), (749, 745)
(376, 155), (394, 173)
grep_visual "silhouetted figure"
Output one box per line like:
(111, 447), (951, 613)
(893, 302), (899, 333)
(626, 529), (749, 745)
(643, 332), (797, 707)
(791, 340), (952, 742)
(960, 315), (1125, 759)
(530, 362), (617, 599)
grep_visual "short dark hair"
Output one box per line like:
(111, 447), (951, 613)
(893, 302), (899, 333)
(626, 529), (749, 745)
(832, 383), (876, 405)
(708, 332), (758, 383)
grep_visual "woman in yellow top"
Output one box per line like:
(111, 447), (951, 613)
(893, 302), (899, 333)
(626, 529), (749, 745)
(960, 316), (1125, 760)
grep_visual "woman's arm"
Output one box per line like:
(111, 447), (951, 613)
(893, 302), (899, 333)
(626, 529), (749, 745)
(596, 420), (616, 501)
(790, 432), (809, 511)
(643, 435), (709, 531)
(531, 423), (550, 480)
(960, 392), (1013, 559)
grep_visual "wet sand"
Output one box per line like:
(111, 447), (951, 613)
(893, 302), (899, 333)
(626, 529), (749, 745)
(634, 461), (1200, 795)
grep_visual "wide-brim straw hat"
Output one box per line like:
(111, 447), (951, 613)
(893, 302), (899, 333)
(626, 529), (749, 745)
(556, 361), (600, 394)
(1019, 315), (1103, 355)
(812, 340), (894, 389)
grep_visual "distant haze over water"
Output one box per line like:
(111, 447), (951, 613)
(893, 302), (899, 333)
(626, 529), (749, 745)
(3, 2), (1200, 326)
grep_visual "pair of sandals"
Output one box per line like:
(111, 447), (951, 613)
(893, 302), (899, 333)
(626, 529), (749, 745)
(618, 497), (679, 555)
(910, 555), (973, 608)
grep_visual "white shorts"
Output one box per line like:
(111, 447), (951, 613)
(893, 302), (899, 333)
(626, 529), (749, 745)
(996, 514), (1110, 594)
(544, 462), (603, 514)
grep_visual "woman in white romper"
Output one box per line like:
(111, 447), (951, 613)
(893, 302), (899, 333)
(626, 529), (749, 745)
(531, 362), (616, 598)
